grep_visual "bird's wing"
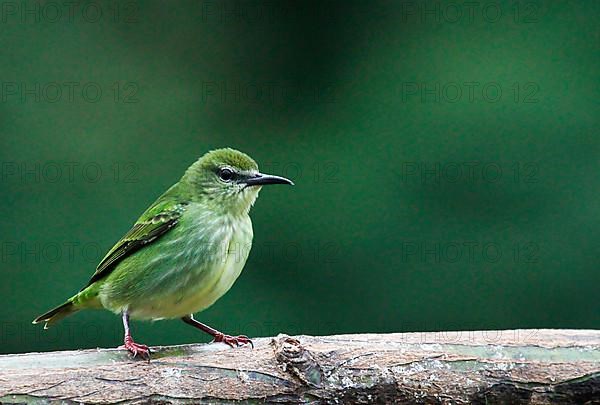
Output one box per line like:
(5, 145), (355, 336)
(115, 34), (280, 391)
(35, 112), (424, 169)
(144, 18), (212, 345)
(82, 199), (188, 289)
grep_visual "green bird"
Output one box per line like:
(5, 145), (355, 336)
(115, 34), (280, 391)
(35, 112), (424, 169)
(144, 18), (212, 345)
(33, 148), (293, 358)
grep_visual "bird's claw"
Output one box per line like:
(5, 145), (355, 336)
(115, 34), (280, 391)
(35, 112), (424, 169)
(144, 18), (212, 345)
(213, 333), (253, 348)
(123, 337), (151, 360)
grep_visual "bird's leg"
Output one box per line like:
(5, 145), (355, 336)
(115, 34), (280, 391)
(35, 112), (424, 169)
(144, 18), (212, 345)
(121, 310), (151, 359)
(181, 315), (253, 348)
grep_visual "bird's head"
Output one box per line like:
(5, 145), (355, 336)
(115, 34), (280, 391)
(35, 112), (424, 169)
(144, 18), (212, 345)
(182, 148), (293, 215)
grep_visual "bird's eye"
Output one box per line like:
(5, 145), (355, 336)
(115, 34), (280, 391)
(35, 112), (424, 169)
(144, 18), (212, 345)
(219, 168), (234, 181)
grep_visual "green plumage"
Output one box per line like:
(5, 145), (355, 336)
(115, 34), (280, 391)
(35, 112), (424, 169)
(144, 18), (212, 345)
(33, 148), (291, 332)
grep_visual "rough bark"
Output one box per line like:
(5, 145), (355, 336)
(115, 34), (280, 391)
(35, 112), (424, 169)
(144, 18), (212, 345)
(0, 329), (598, 404)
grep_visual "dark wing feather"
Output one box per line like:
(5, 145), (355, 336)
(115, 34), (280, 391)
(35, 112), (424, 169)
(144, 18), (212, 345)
(82, 201), (188, 289)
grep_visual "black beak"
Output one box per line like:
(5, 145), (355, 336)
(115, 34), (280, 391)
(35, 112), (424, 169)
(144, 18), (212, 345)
(243, 173), (294, 187)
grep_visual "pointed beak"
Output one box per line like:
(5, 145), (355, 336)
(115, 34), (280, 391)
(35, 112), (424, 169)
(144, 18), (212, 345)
(243, 173), (294, 187)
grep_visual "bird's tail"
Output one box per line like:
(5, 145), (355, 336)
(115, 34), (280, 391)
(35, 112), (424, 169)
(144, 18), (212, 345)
(32, 300), (78, 329)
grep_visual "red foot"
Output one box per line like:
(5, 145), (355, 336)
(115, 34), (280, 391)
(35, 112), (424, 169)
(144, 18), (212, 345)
(123, 336), (151, 359)
(213, 333), (253, 348)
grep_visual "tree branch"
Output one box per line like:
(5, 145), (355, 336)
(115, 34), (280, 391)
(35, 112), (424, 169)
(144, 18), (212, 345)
(0, 329), (598, 404)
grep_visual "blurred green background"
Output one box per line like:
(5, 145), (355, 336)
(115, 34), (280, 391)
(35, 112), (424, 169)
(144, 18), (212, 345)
(1, 0), (598, 354)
